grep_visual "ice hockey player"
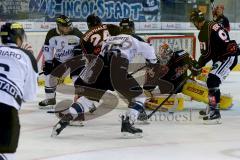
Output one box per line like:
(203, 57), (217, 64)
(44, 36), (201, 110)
(51, 14), (120, 137)
(38, 15), (83, 108)
(98, 23), (157, 137)
(212, 4), (230, 32)
(51, 15), (157, 138)
(0, 23), (38, 160)
(143, 43), (200, 112)
(119, 18), (145, 42)
(144, 43), (196, 94)
(190, 10), (238, 123)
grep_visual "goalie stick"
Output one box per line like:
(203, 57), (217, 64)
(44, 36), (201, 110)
(147, 73), (192, 119)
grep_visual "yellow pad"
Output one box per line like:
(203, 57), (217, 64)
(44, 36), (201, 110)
(145, 94), (184, 111)
(182, 79), (233, 110)
(196, 66), (210, 82)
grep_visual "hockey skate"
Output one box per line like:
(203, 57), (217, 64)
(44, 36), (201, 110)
(198, 108), (208, 119)
(89, 104), (97, 113)
(51, 114), (73, 137)
(202, 107), (221, 124)
(51, 120), (69, 137)
(39, 98), (56, 109)
(69, 105), (96, 126)
(121, 115), (143, 138)
(137, 110), (150, 124)
(69, 112), (85, 127)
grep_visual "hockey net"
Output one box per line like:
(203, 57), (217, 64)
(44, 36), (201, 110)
(146, 35), (196, 59)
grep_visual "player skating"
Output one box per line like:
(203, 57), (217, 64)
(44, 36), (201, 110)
(38, 15), (83, 108)
(190, 10), (239, 124)
(51, 16), (157, 138)
(0, 23), (38, 160)
(51, 14), (120, 136)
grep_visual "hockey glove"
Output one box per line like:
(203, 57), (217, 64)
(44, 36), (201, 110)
(43, 61), (53, 75)
(190, 59), (202, 76)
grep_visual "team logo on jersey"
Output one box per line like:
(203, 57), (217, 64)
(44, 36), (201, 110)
(61, 41), (65, 49)
(68, 38), (78, 45)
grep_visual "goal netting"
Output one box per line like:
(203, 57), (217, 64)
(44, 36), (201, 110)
(146, 35), (196, 59)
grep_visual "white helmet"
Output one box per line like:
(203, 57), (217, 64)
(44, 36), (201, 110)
(157, 43), (173, 65)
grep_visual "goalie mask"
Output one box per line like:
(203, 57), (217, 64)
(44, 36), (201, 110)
(56, 15), (73, 35)
(0, 22), (26, 45)
(157, 43), (173, 65)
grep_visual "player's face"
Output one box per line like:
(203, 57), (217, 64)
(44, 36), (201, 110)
(216, 7), (223, 16)
(58, 25), (72, 35)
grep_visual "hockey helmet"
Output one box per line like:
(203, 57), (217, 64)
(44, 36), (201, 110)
(190, 10), (205, 23)
(119, 18), (135, 34)
(86, 14), (102, 28)
(0, 22), (26, 45)
(56, 15), (72, 27)
(157, 43), (173, 65)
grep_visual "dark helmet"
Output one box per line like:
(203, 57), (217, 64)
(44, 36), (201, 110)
(190, 10), (205, 23)
(56, 15), (72, 27)
(119, 18), (135, 34)
(0, 22), (25, 44)
(86, 14), (102, 28)
(119, 18), (135, 31)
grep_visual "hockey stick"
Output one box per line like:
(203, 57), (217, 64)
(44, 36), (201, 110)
(129, 64), (147, 76)
(39, 71), (44, 76)
(147, 73), (192, 119)
(47, 107), (69, 113)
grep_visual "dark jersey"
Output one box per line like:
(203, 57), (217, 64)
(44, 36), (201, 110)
(80, 24), (120, 56)
(198, 21), (237, 67)
(71, 24), (119, 78)
(214, 15), (230, 32)
(144, 50), (190, 93)
(161, 50), (190, 91)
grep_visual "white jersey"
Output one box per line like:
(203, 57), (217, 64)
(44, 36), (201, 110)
(0, 44), (38, 110)
(43, 27), (83, 63)
(100, 34), (157, 63)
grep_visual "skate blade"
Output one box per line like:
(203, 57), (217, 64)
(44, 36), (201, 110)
(121, 132), (143, 139)
(137, 120), (150, 125)
(69, 121), (84, 127)
(39, 105), (55, 110)
(203, 118), (222, 125)
(51, 128), (58, 138)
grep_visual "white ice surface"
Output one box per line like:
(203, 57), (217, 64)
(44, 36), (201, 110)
(17, 72), (240, 160)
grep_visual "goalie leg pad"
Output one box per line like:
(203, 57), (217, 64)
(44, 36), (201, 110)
(182, 79), (232, 110)
(144, 94), (184, 111)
